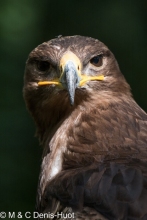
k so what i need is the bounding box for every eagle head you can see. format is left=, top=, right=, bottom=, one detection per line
left=23, top=36, right=130, bottom=143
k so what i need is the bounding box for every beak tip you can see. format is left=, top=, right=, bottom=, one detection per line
left=70, top=96, right=74, bottom=106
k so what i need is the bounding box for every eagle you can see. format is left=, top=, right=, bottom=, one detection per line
left=23, top=36, right=147, bottom=220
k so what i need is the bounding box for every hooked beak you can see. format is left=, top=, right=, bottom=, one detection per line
left=38, top=51, right=104, bottom=105
left=59, top=60, right=80, bottom=105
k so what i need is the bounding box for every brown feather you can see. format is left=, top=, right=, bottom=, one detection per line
left=24, top=36, right=147, bottom=219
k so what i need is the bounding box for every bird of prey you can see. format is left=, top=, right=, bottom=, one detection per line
left=23, top=36, right=147, bottom=220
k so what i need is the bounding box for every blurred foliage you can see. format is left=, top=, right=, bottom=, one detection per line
left=0, top=0, right=147, bottom=217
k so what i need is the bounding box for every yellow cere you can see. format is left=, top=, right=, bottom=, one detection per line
left=60, top=51, right=82, bottom=73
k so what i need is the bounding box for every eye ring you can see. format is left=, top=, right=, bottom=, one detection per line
left=90, top=55, right=103, bottom=67
left=37, top=61, right=50, bottom=72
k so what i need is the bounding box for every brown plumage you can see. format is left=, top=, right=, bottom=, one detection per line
left=23, top=36, right=147, bottom=220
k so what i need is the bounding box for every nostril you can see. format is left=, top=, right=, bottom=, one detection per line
left=60, top=66, right=63, bottom=73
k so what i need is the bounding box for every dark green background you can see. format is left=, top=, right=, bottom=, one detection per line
left=0, top=0, right=147, bottom=218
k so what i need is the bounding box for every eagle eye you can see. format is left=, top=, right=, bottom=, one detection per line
left=37, top=61, right=50, bottom=72
left=90, top=55, right=103, bottom=67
